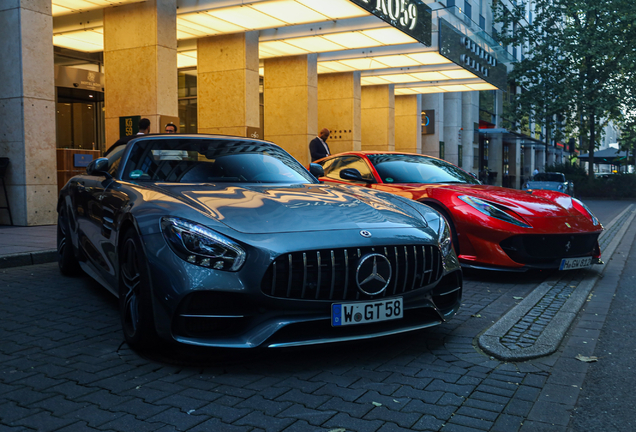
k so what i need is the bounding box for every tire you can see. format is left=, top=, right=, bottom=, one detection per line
left=119, top=229, right=159, bottom=350
left=57, top=207, right=81, bottom=276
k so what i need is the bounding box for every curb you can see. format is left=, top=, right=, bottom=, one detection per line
left=0, top=249, right=58, bottom=269
left=478, top=204, right=636, bottom=361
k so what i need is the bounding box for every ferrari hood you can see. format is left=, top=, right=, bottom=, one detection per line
left=431, top=184, right=575, bottom=218
left=151, top=183, right=428, bottom=234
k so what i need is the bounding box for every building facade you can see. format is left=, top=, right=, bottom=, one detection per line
left=2, top=0, right=527, bottom=226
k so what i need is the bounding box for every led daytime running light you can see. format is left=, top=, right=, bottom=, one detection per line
left=572, top=198, right=599, bottom=226
left=161, top=217, right=246, bottom=271
left=458, top=195, right=531, bottom=228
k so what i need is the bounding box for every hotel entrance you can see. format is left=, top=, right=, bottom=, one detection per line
left=55, top=66, right=105, bottom=191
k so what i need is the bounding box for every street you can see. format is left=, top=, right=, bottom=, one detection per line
left=0, top=199, right=634, bottom=432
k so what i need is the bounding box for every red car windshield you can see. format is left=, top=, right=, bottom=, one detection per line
left=367, top=154, right=479, bottom=185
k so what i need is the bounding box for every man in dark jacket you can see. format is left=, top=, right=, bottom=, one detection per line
left=309, top=128, right=331, bottom=162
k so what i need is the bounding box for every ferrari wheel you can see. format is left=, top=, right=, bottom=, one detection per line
left=119, top=229, right=158, bottom=350
left=57, top=207, right=80, bottom=276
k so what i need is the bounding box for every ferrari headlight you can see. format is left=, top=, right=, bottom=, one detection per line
left=458, top=195, right=531, bottom=228
left=572, top=198, right=600, bottom=226
left=161, top=217, right=246, bottom=271
left=438, top=217, right=453, bottom=257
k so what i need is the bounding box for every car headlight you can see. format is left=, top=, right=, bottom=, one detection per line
left=161, top=217, right=246, bottom=271
left=438, top=216, right=453, bottom=257
left=572, top=198, right=600, bottom=226
left=458, top=195, right=531, bottom=228
left=558, top=184, right=564, bottom=191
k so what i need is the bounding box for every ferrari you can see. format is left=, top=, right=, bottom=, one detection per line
left=316, top=151, right=602, bottom=271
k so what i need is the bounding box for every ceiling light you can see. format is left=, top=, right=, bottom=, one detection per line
left=284, top=36, right=345, bottom=52
left=297, top=0, right=368, bottom=20
left=322, top=32, right=380, bottom=50
left=441, top=70, right=478, bottom=79
left=317, top=61, right=356, bottom=72
left=53, top=29, right=103, bottom=52
left=52, top=0, right=143, bottom=16
left=361, top=76, right=391, bottom=85
left=178, top=13, right=244, bottom=34
left=439, top=84, right=472, bottom=92
left=374, top=55, right=419, bottom=68
left=374, top=74, right=421, bottom=83
left=467, top=83, right=498, bottom=90
left=409, top=71, right=450, bottom=81
left=251, top=0, right=328, bottom=25
left=406, top=52, right=453, bottom=65
left=360, top=28, right=417, bottom=45
left=177, top=51, right=197, bottom=68
left=259, top=41, right=310, bottom=58
left=208, top=6, right=285, bottom=30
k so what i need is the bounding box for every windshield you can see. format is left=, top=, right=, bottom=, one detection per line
left=367, top=154, right=480, bottom=185
left=122, top=138, right=316, bottom=184
left=534, top=173, right=566, bottom=182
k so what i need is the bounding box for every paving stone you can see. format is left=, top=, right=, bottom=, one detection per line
left=446, top=413, right=494, bottom=430
left=0, top=401, right=42, bottom=423
left=323, top=412, right=383, bottom=432
left=411, top=414, right=446, bottom=431
left=314, top=383, right=366, bottom=402
left=12, top=410, right=77, bottom=432
left=363, top=406, right=421, bottom=428
left=146, top=408, right=209, bottom=431
left=276, top=404, right=336, bottom=426
left=318, top=397, right=373, bottom=418
left=456, top=405, right=500, bottom=421
left=400, top=399, right=455, bottom=420
left=233, top=410, right=296, bottom=432
left=276, top=389, right=331, bottom=409
left=99, top=413, right=165, bottom=432
left=491, top=413, right=524, bottom=432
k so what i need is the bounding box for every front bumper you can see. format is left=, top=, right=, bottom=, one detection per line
left=142, top=228, right=462, bottom=348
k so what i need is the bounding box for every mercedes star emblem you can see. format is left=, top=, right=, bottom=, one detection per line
left=356, top=253, right=392, bottom=296
left=360, top=230, right=372, bottom=238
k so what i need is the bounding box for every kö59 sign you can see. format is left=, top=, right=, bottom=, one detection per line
left=349, top=0, right=431, bottom=46
left=360, top=0, right=418, bottom=30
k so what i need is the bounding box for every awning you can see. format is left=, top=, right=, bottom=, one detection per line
left=577, top=148, right=630, bottom=164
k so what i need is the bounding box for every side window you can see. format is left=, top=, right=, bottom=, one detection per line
left=325, top=156, right=375, bottom=183
left=106, top=145, right=126, bottom=177
left=319, top=158, right=336, bottom=176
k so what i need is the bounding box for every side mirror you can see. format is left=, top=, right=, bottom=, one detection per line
left=86, top=158, right=112, bottom=178
left=309, top=163, right=325, bottom=178
left=340, top=168, right=371, bottom=183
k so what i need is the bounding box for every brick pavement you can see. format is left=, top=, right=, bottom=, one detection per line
left=1, top=214, right=632, bottom=431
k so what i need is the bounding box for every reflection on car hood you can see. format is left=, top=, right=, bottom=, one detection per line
left=420, top=184, right=574, bottom=218
left=150, top=183, right=427, bottom=234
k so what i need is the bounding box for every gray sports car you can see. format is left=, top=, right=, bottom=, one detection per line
left=57, top=135, right=462, bottom=349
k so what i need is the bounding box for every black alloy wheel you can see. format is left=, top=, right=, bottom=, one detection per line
left=119, top=229, right=159, bottom=350
left=57, top=207, right=80, bottom=276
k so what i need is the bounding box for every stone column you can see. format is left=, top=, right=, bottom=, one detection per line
left=462, top=91, right=479, bottom=173
left=395, top=95, right=422, bottom=154
left=197, top=32, right=259, bottom=137
left=421, top=93, right=444, bottom=158
left=488, top=134, right=503, bottom=186
left=524, top=144, right=535, bottom=184
left=508, top=138, right=521, bottom=189
left=103, top=0, right=178, bottom=144
left=0, top=1, right=56, bottom=225
left=536, top=146, right=546, bottom=172
left=318, top=72, right=361, bottom=154
left=443, top=92, right=462, bottom=166
left=264, top=55, right=318, bottom=165
left=361, top=85, right=395, bottom=151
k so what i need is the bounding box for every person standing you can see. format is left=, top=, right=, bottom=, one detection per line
left=164, top=123, right=177, bottom=133
left=309, top=128, right=331, bottom=162
left=137, top=118, right=151, bottom=135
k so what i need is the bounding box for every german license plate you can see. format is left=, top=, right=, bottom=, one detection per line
left=331, top=298, right=403, bottom=327
left=559, top=257, right=592, bottom=270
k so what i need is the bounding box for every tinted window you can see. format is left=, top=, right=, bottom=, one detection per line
left=322, top=156, right=375, bottom=183
left=107, top=145, right=127, bottom=177
left=122, top=138, right=316, bottom=184
left=367, top=154, right=479, bottom=184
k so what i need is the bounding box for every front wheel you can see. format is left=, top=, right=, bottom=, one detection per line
left=119, top=229, right=159, bottom=350
left=57, top=207, right=81, bottom=276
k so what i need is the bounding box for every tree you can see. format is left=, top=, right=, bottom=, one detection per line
left=494, top=0, right=636, bottom=181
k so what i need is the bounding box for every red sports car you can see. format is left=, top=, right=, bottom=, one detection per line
left=315, top=152, right=602, bottom=271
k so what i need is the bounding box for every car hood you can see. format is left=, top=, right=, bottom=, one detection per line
left=525, top=181, right=565, bottom=190
left=147, top=183, right=429, bottom=234
left=410, top=183, right=576, bottom=218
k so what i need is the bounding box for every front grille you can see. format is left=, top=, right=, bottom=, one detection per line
left=500, top=233, right=600, bottom=264
left=261, top=245, right=443, bottom=301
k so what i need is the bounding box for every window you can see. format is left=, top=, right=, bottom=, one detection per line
left=323, top=156, right=375, bottom=183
